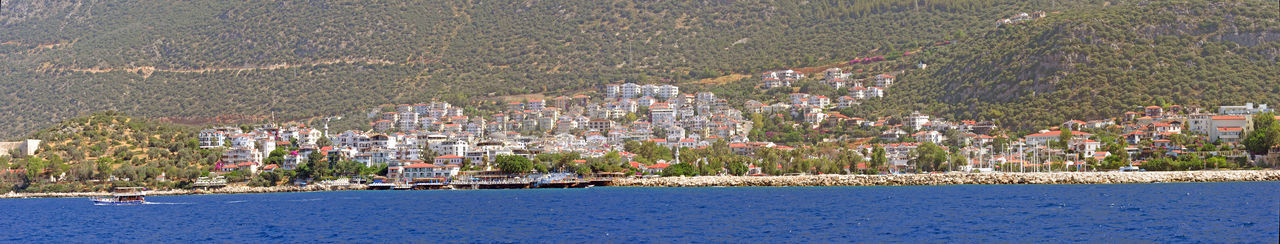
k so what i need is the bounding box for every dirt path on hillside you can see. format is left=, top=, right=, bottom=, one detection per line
left=40, top=58, right=404, bottom=78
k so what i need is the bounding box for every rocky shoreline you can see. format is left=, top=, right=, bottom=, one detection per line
left=5, top=171, right=1279, bottom=198
left=613, top=170, right=1280, bottom=187
left=1, top=184, right=368, bottom=199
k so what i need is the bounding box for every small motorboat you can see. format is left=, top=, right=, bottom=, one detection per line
left=93, top=187, right=147, bottom=205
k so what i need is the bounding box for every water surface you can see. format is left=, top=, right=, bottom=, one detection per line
left=1, top=182, right=1277, bottom=243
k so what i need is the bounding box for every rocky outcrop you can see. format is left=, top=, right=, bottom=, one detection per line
left=613, top=171, right=1280, bottom=187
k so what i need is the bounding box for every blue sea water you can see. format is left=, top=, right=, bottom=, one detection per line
left=1, top=182, right=1277, bottom=243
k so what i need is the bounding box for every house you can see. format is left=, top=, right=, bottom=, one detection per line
left=873, top=74, right=895, bottom=87
left=645, top=163, right=670, bottom=175
left=1061, top=120, right=1086, bottom=131
left=1206, top=116, right=1251, bottom=143
left=729, top=142, right=776, bottom=156
left=811, top=96, right=831, bottom=108
left=1214, top=127, right=1245, bottom=144
left=914, top=131, right=945, bottom=144
left=1144, top=106, right=1164, bottom=117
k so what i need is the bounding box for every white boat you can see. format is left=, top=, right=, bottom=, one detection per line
left=92, top=187, right=147, bottom=205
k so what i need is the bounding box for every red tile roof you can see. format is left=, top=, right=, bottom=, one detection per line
left=405, top=163, right=439, bottom=168
left=435, top=155, right=463, bottom=159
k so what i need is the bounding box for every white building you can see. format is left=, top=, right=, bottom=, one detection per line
left=429, top=140, right=471, bottom=158
left=402, top=163, right=460, bottom=178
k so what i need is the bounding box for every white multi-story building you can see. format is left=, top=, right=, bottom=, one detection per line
left=526, top=99, right=546, bottom=111
left=605, top=84, right=621, bottom=98
left=1218, top=103, right=1271, bottom=115
left=620, top=83, right=641, bottom=98
left=874, top=74, right=895, bottom=87
left=657, top=85, right=680, bottom=99
left=695, top=92, right=716, bottom=104
left=640, top=84, right=659, bottom=98
left=905, top=112, right=930, bottom=131
left=429, top=140, right=470, bottom=158
left=651, top=105, right=677, bottom=126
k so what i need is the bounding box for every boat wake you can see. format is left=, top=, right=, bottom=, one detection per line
left=143, top=202, right=193, bottom=205
left=225, top=200, right=249, bottom=204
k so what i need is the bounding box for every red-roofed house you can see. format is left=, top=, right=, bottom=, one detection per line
left=645, top=163, right=670, bottom=174
left=1144, top=106, right=1163, bottom=117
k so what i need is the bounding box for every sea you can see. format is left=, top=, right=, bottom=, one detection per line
left=1, top=182, right=1277, bottom=243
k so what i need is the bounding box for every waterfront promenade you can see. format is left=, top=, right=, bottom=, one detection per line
left=614, top=170, right=1280, bottom=187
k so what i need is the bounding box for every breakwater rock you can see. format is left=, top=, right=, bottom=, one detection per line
left=1, top=184, right=368, bottom=199
left=613, top=170, right=1280, bottom=187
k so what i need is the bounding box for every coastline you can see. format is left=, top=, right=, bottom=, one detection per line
left=612, top=170, right=1280, bottom=187
left=4, top=170, right=1280, bottom=199
left=1, top=184, right=367, bottom=199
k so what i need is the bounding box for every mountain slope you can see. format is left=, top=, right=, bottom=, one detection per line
left=1, top=112, right=218, bottom=192
left=1, top=0, right=1100, bottom=138
left=856, top=0, right=1280, bottom=129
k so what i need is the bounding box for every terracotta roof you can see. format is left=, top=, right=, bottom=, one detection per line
left=1212, top=116, right=1246, bottom=120
left=434, top=155, right=464, bottom=159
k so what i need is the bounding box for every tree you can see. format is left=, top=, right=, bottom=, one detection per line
left=870, top=145, right=887, bottom=170
left=1243, top=113, right=1279, bottom=155
left=495, top=155, right=533, bottom=174
left=913, top=142, right=947, bottom=172
left=991, top=136, right=1010, bottom=154
left=317, top=136, right=333, bottom=147
left=661, top=163, right=696, bottom=177
left=726, top=160, right=748, bottom=176
left=1057, top=127, right=1073, bottom=150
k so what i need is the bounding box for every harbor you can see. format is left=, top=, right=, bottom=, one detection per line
left=367, top=172, right=620, bottom=190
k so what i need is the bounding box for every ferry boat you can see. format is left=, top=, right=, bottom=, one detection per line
left=92, top=187, right=147, bottom=205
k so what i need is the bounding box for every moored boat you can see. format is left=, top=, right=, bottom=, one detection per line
left=92, top=187, right=147, bottom=205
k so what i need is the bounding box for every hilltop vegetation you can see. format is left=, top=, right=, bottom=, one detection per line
left=856, top=0, right=1280, bottom=129
left=0, top=112, right=218, bottom=192
left=1, top=0, right=1101, bottom=138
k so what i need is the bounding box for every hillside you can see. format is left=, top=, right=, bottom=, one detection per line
left=852, top=0, right=1280, bottom=129
left=0, top=112, right=218, bottom=192
left=0, top=0, right=1100, bottom=138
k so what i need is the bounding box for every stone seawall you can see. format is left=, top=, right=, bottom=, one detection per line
left=613, top=170, right=1280, bottom=187
left=1, top=184, right=367, bottom=199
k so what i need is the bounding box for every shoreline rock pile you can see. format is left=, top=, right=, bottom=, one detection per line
left=1, top=183, right=368, bottom=199
left=613, top=170, right=1280, bottom=187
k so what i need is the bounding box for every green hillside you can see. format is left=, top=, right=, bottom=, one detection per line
left=1, top=0, right=1099, bottom=138
left=0, top=112, right=219, bottom=192
left=853, top=0, right=1280, bottom=129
